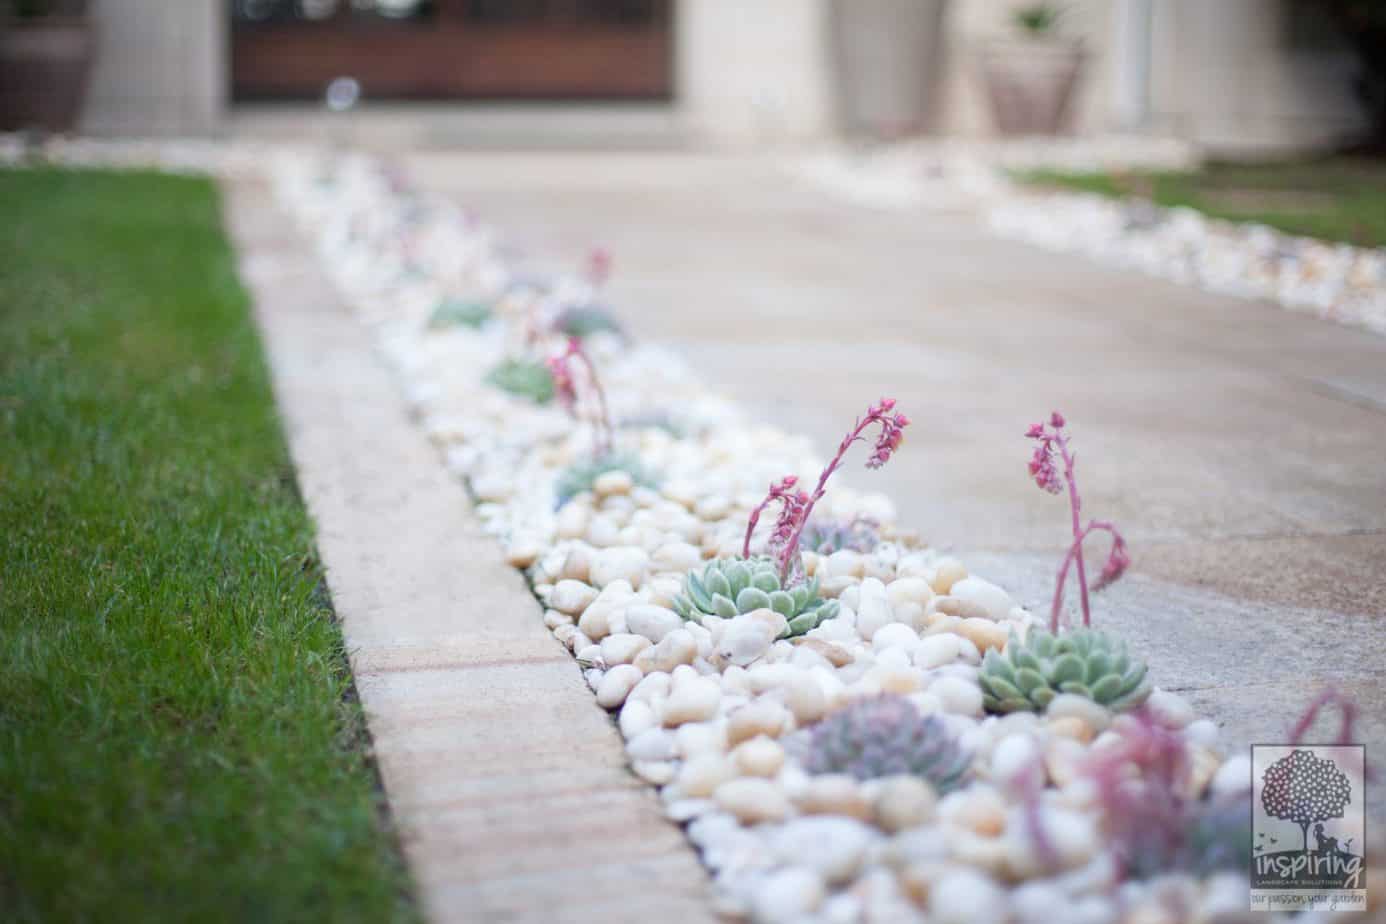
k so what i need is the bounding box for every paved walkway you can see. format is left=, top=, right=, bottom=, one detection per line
left=407, top=152, right=1386, bottom=819
left=225, top=180, right=716, bottom=924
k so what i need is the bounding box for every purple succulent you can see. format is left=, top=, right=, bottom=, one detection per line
left=795, top=695, right=970, bottom=792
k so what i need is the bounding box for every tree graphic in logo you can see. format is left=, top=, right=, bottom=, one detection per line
left=1260, top=748, right=1353, bottom=852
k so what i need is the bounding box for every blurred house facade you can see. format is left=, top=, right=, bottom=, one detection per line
left=80, top=0, right=1365, bottom=156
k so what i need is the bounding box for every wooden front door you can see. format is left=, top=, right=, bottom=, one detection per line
left=231, top=0, right=673, bottom=101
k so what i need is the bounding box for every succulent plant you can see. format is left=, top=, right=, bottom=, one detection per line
left=671, top=556, right=839, bottom=636
left=553, top=452, right=655, bottom=508
left=1174, top=793, right=1253, bottom=874
left=798, top=516, right=880, bottom=556
left=1085, top=712, right=1252, bottom=879
left=618, top=409, right=684, bottom=439
left=552, top=303, right=623, bottom=339
left=980, top=628, right=1150, bottom=714
left=428, top=297, right=491, bottom=330
left=484, top=358, right=554, bottom=404
left=795, top=695, right=971, bottom=792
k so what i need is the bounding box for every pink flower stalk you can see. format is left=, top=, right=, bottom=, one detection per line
left=587, top=247, right=612, bottom=286
left=547, top=337, right=613, bottom=455
left=742, top=476, right=810, bottom=560
left=1008, top=755, right=1060, bottom=874
left=748, top=398, right=910, bottom=583
left=1288, top=688, right=1359, bottom=747
left=1083, top=709, right=1191, bottom=881
left=1027, top=413, right=1129, bottom=632
left=1289, top=688, right=1373, bottom=782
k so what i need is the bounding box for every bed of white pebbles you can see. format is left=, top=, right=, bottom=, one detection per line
left=986, top=193, right=1386, bottom=337
left=795, top=138, right=1386, bottom=338
left=5, top=137, right=1344, bottom=923
left=265, top=153, right=1287, bottom=924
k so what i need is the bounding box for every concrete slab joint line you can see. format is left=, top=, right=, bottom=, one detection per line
left=223, top=178, right=717, bottom=924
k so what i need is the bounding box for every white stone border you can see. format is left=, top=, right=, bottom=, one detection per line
left=790, top=141, right=1386, bottom=338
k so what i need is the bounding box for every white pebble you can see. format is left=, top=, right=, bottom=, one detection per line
left=595, top=664, right=642, bottom=709
left=1046, top=693, right=1112, bottom=731
left=947, top=576, right=1012, bottom=621
left=625, top=604, right=683, bottom=643
left=548, top=579, right=597, bottom=615
left=599, top=633, right=651, bottom=665
left=714, top=778, right=791, bottom=824
left=652, top=541, right=702, bottom=573
left=619, top=699, right=657, bottom=738
left=732, top=736, right=786, bottom=778
left=874, top=775, right=937, bottom=833
left=872, top=622, right=920, bottom=654
left=1212, top=753, right=1252, bottom=795
left=554, top=503, right=590, bottom=539
left=716, top=609, right=785, bottom=667
left=727, top=699, right=791, bottom=746
left=886, top=577, right=934, bottom=609
left=914, top=633, right=962, bottom=669
left=625, top=727, right=677, bottom=762
left=634, top=628, right=698, bottom=673
left=989, top=733, right=1041, bottom=784
left=750, top=866, right=824, bottom=924
left=628, top=670, right=671, bottom=704
left=1184, top=718, right=1220, bottom=748
left=781, top=669, right=829, bottom=723
left=676, top=719, right=728, bottom=758
left=770, top=817, right=876, bottom=885
left=590, top=546, right=649, bottom=589
left=677, top=755, right=737, bottom=797
left=631, top=760, right=675, bottom=785
left=930, top=869, right=1007, bottom=924
left=1146, top=688, right=1195, bottom=729
left=592, top=469, right=633, bottom=496
left=930, top=675, right=983, bottom=716
left=662, top=677, right=721, bottom=726
left=855, top=578, right=897, bottom=640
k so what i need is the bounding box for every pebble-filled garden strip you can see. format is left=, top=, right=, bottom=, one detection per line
left=986, top=192, right=1386, bottom=337
left=795, top=142, right=1386, bottom=338
left=5, top=137, right=1346, bottom=924
left=269, top=152, right=1283, bottom=924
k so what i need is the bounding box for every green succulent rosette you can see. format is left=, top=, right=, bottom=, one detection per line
left=428, top=297, right=492, bottom=330
left=484, top=358, right=555, bottom=404
left=979, top=627, right=1151, bottom=714
left=553, top=452, right=656, bottom=508
left=671, top=556, right=839, bottom=637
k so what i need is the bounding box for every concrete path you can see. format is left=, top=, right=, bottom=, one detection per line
left=406, top=152, right=1386, bottom=819
left=224, top=180, right=716, bottom=924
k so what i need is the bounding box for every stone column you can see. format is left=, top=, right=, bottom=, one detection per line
left=80, top=0, right=226, bottom=137
left=1151, top=0, right=1363, bottom=156
left=675, top=0, right=837, bottom=147
left=1112, top=0, right=1153, bottom=130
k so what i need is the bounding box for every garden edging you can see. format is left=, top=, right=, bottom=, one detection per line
left=224, top=177, right=717, bottom=924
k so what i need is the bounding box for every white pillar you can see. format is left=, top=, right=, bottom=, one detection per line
left=81, top=0, right=226, bottom=137
left=1112, top=0, right=1153, bottom=130
left=675, top=0, right=837, bottom=147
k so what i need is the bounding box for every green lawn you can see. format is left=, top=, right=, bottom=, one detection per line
left=1014, top=157, right=1386, bottom=248
left=0, top=169, right=417, bottom=922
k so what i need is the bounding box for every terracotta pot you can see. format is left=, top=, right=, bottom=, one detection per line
left=0, top=16, right=95, bottom=133
left=831, top=0, right=948, bottom=139
left=977, top=36, right=1085, bottom=136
